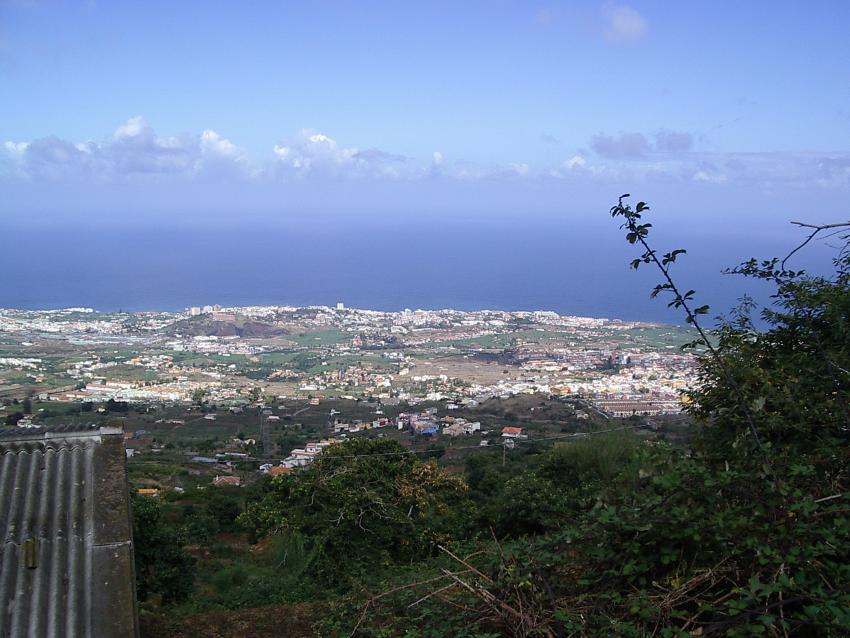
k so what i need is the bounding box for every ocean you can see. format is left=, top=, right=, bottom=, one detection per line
left=1, top=216, right=829, bottom=324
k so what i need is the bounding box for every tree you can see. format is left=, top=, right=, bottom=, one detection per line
left=22, top=396, right=32, bottom=414
left=688, top=252, right=850, bottom=458
left=4, top=412, right=24, bottom=426
left=132, top=494, right=195, bottom=605
left=183, top=510, right=219, bottom=545
left=492, top=471, right=565, bottom=536
left=204, top=488, right=242, bottom=532
left=105, top=398, right=129, bottom=413
left=191, top=387, right=207, bottom=406
left=239, top=438, right=468, bottom=585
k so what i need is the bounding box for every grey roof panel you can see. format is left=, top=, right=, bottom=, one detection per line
left=0, top=423, right=100, bottom=439
left=0, top=426, right=138, bottom=638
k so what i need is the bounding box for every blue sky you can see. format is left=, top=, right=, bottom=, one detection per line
left=2, top=1, right=850, bottom=226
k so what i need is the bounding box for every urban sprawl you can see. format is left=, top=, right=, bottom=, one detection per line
left=0, top=304, right=697, bottom=474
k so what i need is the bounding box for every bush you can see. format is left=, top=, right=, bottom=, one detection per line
left=132, top=495, right=195, bottom=605
left=239, top=438, right=469, bottom=587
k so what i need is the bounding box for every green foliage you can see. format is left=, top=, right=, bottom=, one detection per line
left=183, top=510, right=219, bottom=545
left=196, top=534, right=321, bottom=611
left=324, top=203, right=850, bottom=637
left=202, top=487, right=243, bottom=532
left=491, top=471, right=565, bottom=536
left=239, top=438, right=469, bottom=586
left=688, top=252, right=850, bottom=458
left=132, top=494, right=195, bottom=605
left=4, top=411, right=24, bottom=425
left=105, top=398, right=129, bottom=412
left=540, top=429, right=643, bottom=487
left=611, top=194, right=710, bottom=337
left=138, top=201, right=850, bottom=637
left=191, top=387, right=206, bottom=405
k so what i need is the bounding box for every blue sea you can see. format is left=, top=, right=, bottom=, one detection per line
left=1, top=216, right=832, bottom=324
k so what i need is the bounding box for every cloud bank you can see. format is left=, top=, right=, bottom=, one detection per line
left=2, top=116, right=248, bottom=181
left=2, top=118, right=850, bottom=204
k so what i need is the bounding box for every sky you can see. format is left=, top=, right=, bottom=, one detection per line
left=1, top=1, right=848, bottom=223
left=0, top=0, right=849, bottom=319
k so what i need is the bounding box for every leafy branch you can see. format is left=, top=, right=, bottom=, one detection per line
left=610, top=194, right=766, bottom=454
left=611, top=195, right=712, bottom=347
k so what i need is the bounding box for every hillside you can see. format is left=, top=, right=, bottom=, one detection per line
left=166, top=316, right=289, bottom=338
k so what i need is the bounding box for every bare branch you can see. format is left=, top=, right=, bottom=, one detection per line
left=438, top=544, right=494, bottom=583
left=782, top=221, right=850, bottom=270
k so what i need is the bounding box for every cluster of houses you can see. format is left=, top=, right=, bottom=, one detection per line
left=330, top=409, right=489, bottom=439
left=403, top=411, right=439, bottom=435
left=442, top=418, right=482, bottom=437
left=332, top=417, right=394, bottom=434
left=401, top=410, right=485, bottom=438
left=255, top=410, right=528, bottom=476
left=261, top=438, right=343, bottom=472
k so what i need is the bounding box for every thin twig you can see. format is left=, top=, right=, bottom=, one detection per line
left=783, top=221, right=850, bottom=270
left=347, top=571, right=471, bottom=637
left=438, top=544, right=495, bottom=583
left=407, top=583, right=457, bottom=608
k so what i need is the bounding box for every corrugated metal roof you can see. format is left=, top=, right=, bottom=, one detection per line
left=0, top=423, right=100, bottom=439
left=0, top=425, right=138, bottom=638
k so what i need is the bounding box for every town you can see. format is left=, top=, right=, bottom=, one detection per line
left=0, top=303, right=696, bottom=411
left=0, top=303, right=695, bottom=480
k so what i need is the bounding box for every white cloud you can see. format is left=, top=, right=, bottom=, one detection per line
left=200, top=129, right=243, bottom=159
left=603, top=5, right=648, bottom=42
left=113, top=115, right=147, bottom=139
left=1, top=117, right=248, bottom=180
left=4, top=141, right=29, bottom=156
left=693, top=167, right=728, bottom=184
left=548, top=154, right=610, bottom=179
left=272, top=129, right=405, bottom=179
left=564, top=155, right=587, bottom=170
